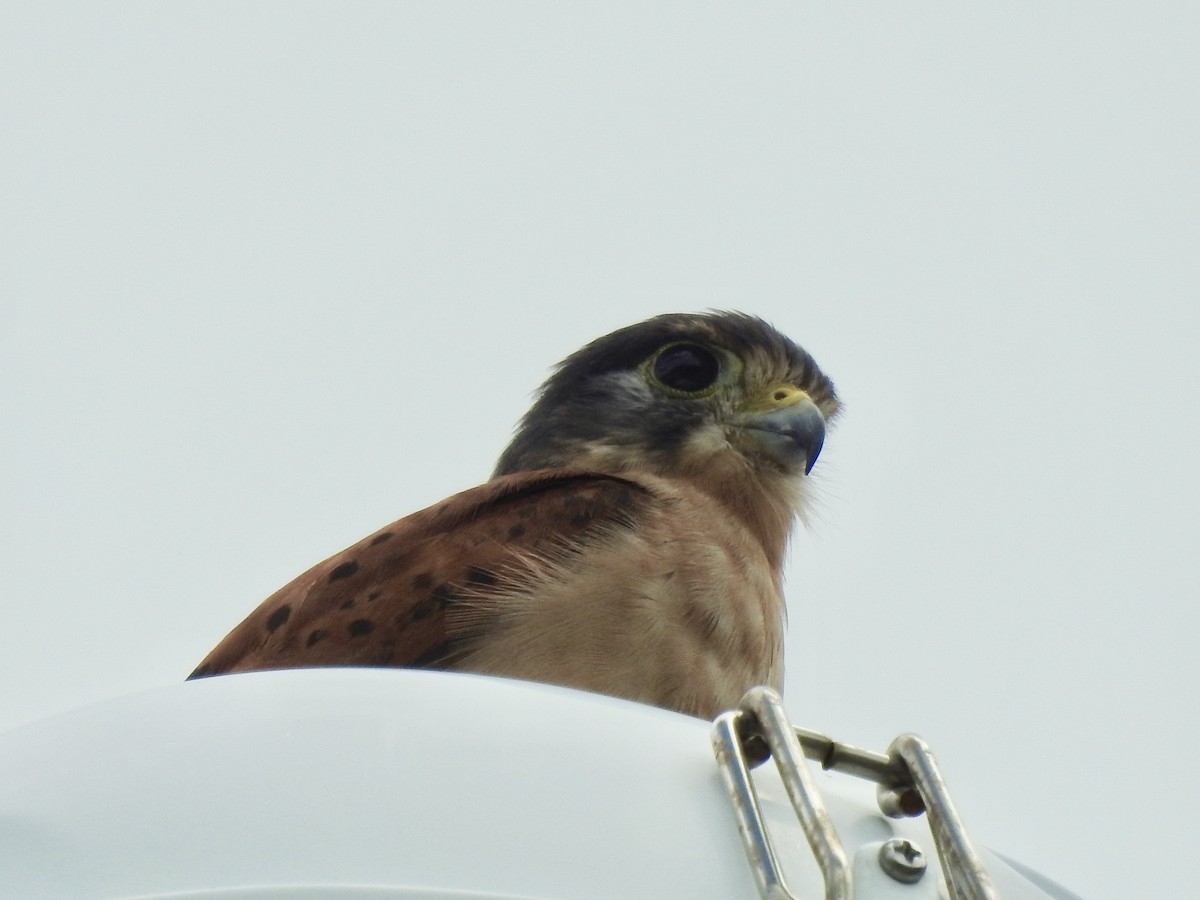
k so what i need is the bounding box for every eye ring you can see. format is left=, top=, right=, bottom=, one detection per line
left=649, top=342, right=722, bottom=396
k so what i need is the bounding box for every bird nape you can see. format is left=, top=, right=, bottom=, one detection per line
left=189, top=311, right=839, bottom=718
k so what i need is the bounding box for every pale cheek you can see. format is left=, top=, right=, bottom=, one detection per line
left=566, top=441, right=641, bottom=471
left=680, top=423, right=734, bottom=459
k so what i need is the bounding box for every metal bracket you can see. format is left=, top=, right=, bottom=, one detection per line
left=711, top=686, right=998, bottom=900
left=877, top=734, right=998, bottom=900
left=712, top=687, right=852, bottom=900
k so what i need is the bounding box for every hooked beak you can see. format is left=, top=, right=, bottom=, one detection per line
left=731, top=386, right=827, bottom=475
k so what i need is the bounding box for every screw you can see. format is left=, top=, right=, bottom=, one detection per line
left=878, top=838, right=927, bottom=884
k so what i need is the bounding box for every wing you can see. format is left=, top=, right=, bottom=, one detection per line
left=189, top=470, right=652, bottom=679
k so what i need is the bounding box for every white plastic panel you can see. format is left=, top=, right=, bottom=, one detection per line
left=0, top=669, right=1073, bottom=899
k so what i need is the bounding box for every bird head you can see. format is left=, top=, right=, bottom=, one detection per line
left=493, top=312, right=839, bottom=543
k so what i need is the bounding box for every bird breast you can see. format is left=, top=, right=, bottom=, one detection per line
left=455, top=479, right=785, bottom=719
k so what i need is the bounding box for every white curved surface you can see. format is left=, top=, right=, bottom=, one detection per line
left=0, top=669, right=1070, bottom=899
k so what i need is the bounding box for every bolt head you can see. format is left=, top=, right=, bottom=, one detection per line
left=878, top=837, right=927, bottom=884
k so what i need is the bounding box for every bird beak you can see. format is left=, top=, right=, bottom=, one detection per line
left=731, top=386, right=827, bottom=475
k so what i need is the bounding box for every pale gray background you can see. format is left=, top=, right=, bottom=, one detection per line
left=3, top=4, right=1196, bottom=898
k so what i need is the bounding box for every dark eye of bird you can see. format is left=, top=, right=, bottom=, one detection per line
left=653, top=343, right=721, bottom=393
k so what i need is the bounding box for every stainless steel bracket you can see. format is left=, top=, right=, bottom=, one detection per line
left=877, top=734, right=998, bottom=900
left=711, top=686, right=998, bottom=900
left=712, top=687, right=852, bottom=900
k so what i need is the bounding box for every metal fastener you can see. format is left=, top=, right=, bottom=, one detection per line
left=878, top=838, right=926, bottom=884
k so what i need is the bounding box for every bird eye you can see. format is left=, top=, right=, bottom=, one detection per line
left=651, top=343, right=721, bottom=394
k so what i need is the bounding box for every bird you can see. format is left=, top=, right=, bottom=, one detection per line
left=189, top=312, right=839, bottom=718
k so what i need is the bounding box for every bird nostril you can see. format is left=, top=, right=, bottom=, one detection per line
left=773, top=390, right=788, bottom=402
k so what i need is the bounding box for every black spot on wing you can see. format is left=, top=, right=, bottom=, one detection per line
left=347, top=619, right=374, bottom=637
left=329, top=561, right=360, bottom=581
left=266, top=605, right=291, bottom=633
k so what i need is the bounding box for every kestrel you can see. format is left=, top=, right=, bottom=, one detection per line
left=190, top=312, right=839, bottom=718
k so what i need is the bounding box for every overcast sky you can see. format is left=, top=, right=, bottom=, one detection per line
left=2, top=4, right=1197, bottom=899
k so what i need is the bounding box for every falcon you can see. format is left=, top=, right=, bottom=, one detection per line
left=190, top=312, right=839, bottom=718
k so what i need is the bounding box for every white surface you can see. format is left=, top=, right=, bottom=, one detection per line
left=0, top=668, right=1057, bottom=900
left=2, top=5, right=1196, bottom=899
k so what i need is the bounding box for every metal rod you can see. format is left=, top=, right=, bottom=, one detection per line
left=887, top=734, right=998, bottom=900
left=794, top=727, right=926, bottom=816
left=793, top=727, right=912, bottom=787
left=712, top=711, right=797, bottom=900
left=741, top=688, right=853, bottom=900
